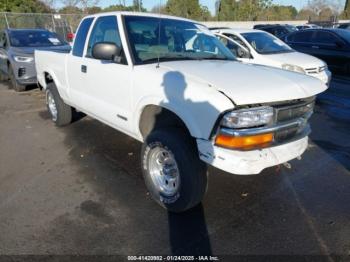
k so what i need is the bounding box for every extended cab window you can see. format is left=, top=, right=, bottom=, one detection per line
left=72, top=17, right=93, bottom=57
left=86, top=16, right=123, bottom=60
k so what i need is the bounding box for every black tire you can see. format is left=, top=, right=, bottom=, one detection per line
left=46, top=82, right=72, bottom=126
left=0, top=69, right=8, bottom=82
left=141, top=128, right=208, bottom=213
left=8, top=66, right=25, bottom=92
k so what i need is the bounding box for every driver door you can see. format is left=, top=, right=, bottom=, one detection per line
left=83, top=15, right=132, bottom=132
left=68, top=15, right=132, bottom=133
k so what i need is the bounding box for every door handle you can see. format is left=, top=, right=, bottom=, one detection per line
left=81, top=65, right=87, bottom=73
left=311, top=46, right=319, bottom=49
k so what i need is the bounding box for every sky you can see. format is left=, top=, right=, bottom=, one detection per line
left=96, top=0, right=346, bottom=14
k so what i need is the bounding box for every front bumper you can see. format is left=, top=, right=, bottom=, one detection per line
left=198, top=98, right=314, bottom=175
left=197, top=136, right=308, bottom=175
left=11, top=61, right=37, bottom=85
left=17, top=75, right=37, bottom=85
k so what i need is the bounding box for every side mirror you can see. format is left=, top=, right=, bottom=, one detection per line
left=92, top=42, right=122, bottom=62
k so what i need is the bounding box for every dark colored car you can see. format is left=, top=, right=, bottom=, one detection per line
left=338, top=23, right=350, bottom=30
left=253, top=24, right=271, bottom=29
left=259, top=25, right=298, bottom=39
left=0, top=29, right=71, bottom=91
left=285, top=29, right=350, bottom=75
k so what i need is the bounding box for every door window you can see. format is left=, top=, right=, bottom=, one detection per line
left=72, top=17, right=94, bottom=57
left=288, top=31, right=314, bottom=43
left=86, top=16, right=123, bottom=59
left=313, top=31, right=337, bottom=45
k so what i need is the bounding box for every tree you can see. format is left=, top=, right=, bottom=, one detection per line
left=165, top=0, right=203, bottom=20
left=62, top=0, right=80, bottom=7
left=342, top=0, right=350, bottom=18
left=259, top=5, right=297, bottom=21
left=86, top=5, right=101, bottom=14
left=79, top=0, right=100, bottom=13
left=0, top=0, right=52, bottom=12
left=318, top=7, right=334, bottom=20
left=217, top=0, right=271, bottom=21
left=296, top=8, right=317, bottom=20
left=200, top=5, right=212, bottom=21
left=150, top=4, right=167, bottom=14
left=58, top=5, right=82, bottom=13
left=133, top=0, right=143, bottom=11
left=41, top=0, right=56, bottom=11
left=103, top=4, right=135, bottom=12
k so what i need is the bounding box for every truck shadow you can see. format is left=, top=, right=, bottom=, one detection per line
left=158, top=71, right=215, bottom=255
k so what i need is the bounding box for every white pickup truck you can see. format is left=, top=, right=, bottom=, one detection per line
left=35, top=12, right=327, bottom=212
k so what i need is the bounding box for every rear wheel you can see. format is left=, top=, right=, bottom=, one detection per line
left=141, top=128, right=208, bottom=213
left=46, top=83, right=72, bottom=126
left=9, top=66, right=25, bottom=92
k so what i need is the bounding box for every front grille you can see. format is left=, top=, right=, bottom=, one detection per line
left=275, top=101, right=314, bottom=123
left=275, top=126, right=299, bottom=142
left=271, top=99, right=314, bottom=144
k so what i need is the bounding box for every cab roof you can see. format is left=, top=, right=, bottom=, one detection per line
left=83, top=11, right=197, bottom=24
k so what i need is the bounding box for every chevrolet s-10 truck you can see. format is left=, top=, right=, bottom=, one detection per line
left=35, top=12, right=327, bottom=212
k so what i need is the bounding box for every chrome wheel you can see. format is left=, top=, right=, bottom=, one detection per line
left=47, top=90, right=58, bottom=121
left=148, top=147, right=180, bottom=197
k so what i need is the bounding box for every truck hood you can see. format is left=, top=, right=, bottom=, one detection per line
left=159, top=60, right=327, bottom=105
left=263, top=51, right=327, bottom=69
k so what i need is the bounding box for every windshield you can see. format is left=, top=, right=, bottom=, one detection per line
left=9, top=30, right=65, bottom=47
left=124, top=16, right=235, bottom=64
left=241, top=32, right=293, bottom=54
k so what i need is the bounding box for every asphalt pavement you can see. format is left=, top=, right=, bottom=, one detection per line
left=0, top=78, right=349, bottom=261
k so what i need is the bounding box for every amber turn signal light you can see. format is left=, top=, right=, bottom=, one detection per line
left=215, top=133, right=274, bottom=150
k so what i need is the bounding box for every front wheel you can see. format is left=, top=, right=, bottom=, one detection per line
left=141, top=128, right=208, bottom=213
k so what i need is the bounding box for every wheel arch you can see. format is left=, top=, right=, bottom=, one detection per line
left=139, top=104, right=193, bottom=139
left=137, top=101, right=210, bottom=141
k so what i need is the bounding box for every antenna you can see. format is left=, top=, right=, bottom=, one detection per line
left=156, top=0, right=162, bottom=68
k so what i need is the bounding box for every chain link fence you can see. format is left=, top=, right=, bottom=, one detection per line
left=0, top=12, right=84, bottom=41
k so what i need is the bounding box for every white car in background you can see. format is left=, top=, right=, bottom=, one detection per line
left=211, top=28, right=331, bottom=85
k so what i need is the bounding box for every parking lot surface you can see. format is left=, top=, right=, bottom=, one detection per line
left=0, top=78, right=349, bottom=260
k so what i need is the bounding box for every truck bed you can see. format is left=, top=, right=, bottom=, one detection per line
left=35, top=50, right=69, bottom=93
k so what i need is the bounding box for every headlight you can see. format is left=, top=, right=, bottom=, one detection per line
left=282, top=64, right=305, bottom=74
left=221, top=106, right=274, bottom=129
left=13, top=56, right=34, bottom=63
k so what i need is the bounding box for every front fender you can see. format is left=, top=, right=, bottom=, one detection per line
left=134, top=91, right=233, bottom=141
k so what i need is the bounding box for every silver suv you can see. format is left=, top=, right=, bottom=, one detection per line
left=0, top=29, right=71, bottom=91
